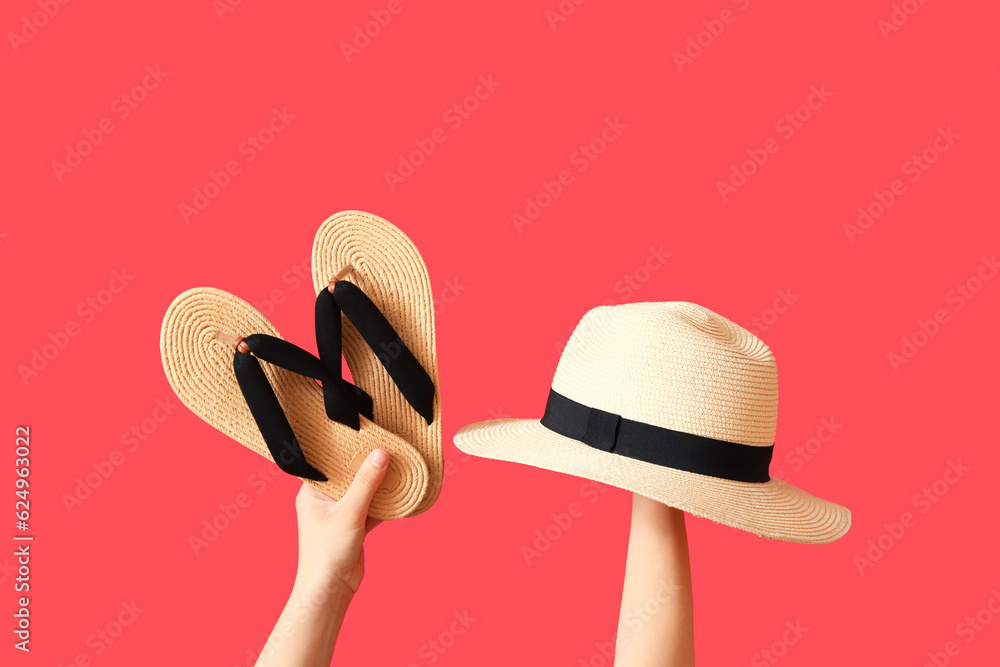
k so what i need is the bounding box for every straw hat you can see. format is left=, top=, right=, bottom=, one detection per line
left=454, top=302, right=851, bottom=544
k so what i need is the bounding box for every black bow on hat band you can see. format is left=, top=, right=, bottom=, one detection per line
left=539, top=389, right=773, bottom=483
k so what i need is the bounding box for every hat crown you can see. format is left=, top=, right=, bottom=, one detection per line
left=550, top=302, right=778, bottom=447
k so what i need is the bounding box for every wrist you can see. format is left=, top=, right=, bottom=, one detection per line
left=289, top=577, right=355, bottom=617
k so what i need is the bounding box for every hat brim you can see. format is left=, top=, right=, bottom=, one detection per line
left=455, top=418, right=851, bottom=544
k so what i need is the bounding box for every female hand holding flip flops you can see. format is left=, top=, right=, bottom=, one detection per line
left=161, top=211, right=442, bottom=664
left=254, top=449, right=392, bottom=667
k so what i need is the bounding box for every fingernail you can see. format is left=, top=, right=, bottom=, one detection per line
left=370, top=449, right=389, bottom=470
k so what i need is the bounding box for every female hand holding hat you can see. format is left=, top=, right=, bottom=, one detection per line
left=455, top=301, right=852, bottom=665
left=615, top=495, right=696, bottom=666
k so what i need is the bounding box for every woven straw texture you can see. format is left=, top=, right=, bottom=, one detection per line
left=312, top=211, right=442, bottom=515
left=160, top=287, right=431, bottom=520
left=455, top=302, right=851, bottom=544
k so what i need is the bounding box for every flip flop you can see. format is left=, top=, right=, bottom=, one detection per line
left=312, top=211, right=443, bottom=515
left=160, top=287, right=432, bottom=520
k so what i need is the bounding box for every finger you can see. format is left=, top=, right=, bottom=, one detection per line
left=340, top=449, right=390, bottom=521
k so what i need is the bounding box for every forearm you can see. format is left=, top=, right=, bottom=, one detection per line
left=614, top=495, right=695, bottom=667
left=254, top=583, right=353, bottom=667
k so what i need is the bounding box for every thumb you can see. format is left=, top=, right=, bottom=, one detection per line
left=341, top=449, right=390, bottom=520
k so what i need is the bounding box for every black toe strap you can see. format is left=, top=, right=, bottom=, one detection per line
left=230, top=333, right=374, bottom=481
left=225, top=274, right=432, bottom=483
left=316, top=281, right=436, bottom=424
left=232, top=339, right=327, bottom=481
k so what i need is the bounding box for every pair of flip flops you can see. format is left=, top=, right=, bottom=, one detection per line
left=160, top=211, right=442, bottom=519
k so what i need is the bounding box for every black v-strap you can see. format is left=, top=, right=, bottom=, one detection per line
left=231, top=333, right=374, bottom=481
left=316, top=281, right=435, bottom=424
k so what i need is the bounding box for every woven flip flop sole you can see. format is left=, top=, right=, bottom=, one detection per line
left=160, top=287, right=431, bottom=520
left=313, top=211, right=442, bottom=515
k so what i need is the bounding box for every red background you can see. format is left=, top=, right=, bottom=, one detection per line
left=4, top=0, right=999, bottom=665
